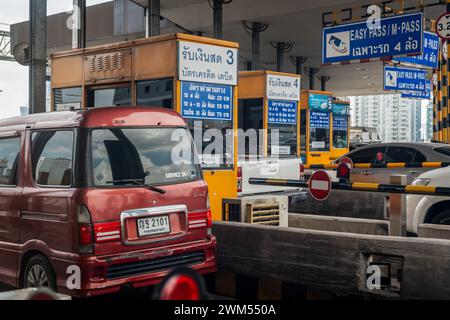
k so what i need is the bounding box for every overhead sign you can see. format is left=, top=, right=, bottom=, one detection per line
left=308, top=170, right=332, bottom=201
left=180, top=81, right=233, bottom=121
left=266, top=74, right=301, bottom=101
left=309, top=93, right=331, bottom=111
left=396, top=31, right=439, bottom=69
left=322, top=12, right=423, bottom=64
left=384, top=66, right=428, bottom=92
left=401, top=80, right=432, bottom=99
left=310, top=111, right=330, bottom=129
left=268, top=100, right=298, bottom=125
left=436, top=13, right=450, bottom=40
left=178, top=41, right=238, bottom=86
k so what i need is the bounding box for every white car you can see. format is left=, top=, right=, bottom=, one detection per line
left=407, top=166, right=450, bottom=235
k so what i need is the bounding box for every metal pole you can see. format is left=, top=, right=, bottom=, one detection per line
left=72, top=0, right=86, bottom=49
left=147, top=0, right=160, bottom=37
left=320, top=76, right=331, bottom=91
left=29, top=0, right=47, bottom=114
left=252, top=22, right=261, bottom=70
left=309, top=68, right=318, bottom=90
left=213, top=0, right=223, bottom=39
left=276, top=42, right=285, bottom=72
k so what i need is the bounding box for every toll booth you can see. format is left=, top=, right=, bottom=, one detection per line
left=330, top=100, right=350, bottom=160
left=237, top=71, right=301, bottom=157
left=300, top=90, right=333, bottom=165
left=50, top=33, right=239, bottom=221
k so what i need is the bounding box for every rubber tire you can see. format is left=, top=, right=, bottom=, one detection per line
left=431, top=210, right=450, bottom=225
left=22, top=255, right=56, bottom=291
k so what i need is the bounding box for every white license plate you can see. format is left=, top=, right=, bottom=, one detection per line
left=137, top=215, right=171, bottom=237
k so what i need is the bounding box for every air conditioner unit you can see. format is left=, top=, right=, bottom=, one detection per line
left=222, top=195, right=289, bottom=227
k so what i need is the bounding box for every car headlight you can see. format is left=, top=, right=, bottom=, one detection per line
left=412, top=178, right=431, bottom=186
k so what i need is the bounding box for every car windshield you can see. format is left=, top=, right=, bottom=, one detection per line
left=91, top=127, right=201, bottom=186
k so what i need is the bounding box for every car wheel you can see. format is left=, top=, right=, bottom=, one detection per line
left=431, top=210, right=450, bottom=225
left=22, top=255, right=56, bottom=290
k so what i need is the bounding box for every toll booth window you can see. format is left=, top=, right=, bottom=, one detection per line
left=87, top=86, right=131, bottom=108
left=53, top=87, right=82, bottom=111
left=300, top=109, right=306, bottom=152
left=268, top=124, right=297, bottom=157
left=31, top=131, right=74, bottom=187
left=136, top=78, right=174, bottom=108
left=332, top=115, right=348, bottom=149
left=187, top=119, right=234, bottom=170
left=309, top=111, right=330, bottom=152
left=238, top=99, right=264, bottom=157
left=0, top=137, right=20, bottom=186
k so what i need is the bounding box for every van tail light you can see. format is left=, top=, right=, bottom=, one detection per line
left=77, top=204, right=94, bottom=254
left=188, top=210, right=212, bottom=230
left=237, top=166, right=243, bottom=193
left=94, top=221, right=121, bottom=243
left=299, top=163, right=305, bottom=179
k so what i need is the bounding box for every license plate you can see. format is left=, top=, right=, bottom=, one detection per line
left=137, top=215, right=171, bottom=237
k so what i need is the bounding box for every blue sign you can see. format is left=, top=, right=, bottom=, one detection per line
left=310, top=111, right=330, bottom=129
left=322, top=12, right=423, bottom=64
left=181, top=81, right=233, bottom=121
left=333, top=115, right=348, bottom=131
left=331, top=103, right=349, bottom=116
left=268, top=100, right=297, bottom=125
left=401, top=81, right=432, bottom=99
left=396, top=32, right=439, bottom=69
left=384, top=66, right=428, bottom=92
left=309, top=94, right=331, bottom=111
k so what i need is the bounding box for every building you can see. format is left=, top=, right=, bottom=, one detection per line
left=350, top=94, right=423, bottom=143
left=19, top=106, right=28, bottom=116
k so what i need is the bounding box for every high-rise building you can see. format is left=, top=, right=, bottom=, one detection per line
left=20, top=106, right=28, bottom=116
left=425, top=103, right=434, bottom=142
left=350, top=94, right=423, bottom=143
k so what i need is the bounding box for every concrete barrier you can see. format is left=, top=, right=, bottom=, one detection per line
left=289, top=213, right=389, bottom=236
left=418, top=224, right=450, bottom=240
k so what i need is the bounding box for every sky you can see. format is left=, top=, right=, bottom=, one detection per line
left=0, top=0, right=111, bottom=119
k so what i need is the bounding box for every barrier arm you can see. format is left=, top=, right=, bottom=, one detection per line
left=249, top=178, right=450, bottom=197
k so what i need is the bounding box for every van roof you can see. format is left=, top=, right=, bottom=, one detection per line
left=0, top=107, right=187, bottom=132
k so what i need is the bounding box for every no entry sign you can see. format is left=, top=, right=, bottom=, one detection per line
left=339, top=157, right=354, bottom=171
left=308, top=170, right=332, bottom=201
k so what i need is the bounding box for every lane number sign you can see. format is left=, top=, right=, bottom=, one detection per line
left=436, top=13, right=450, bottom=40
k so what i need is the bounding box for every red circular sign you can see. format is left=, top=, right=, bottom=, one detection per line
left=339, top=157, right=354, bottom=171
left=436, top=13, right=450, bottom=40
left=308, top=170, right=332, bottom=201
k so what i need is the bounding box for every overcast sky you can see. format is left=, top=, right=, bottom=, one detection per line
left=0, top=0, right=110, bottom=119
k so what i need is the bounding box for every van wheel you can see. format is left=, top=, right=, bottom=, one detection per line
left=431, top=210, right=450, bottom=225
left=22, top=255, right=56, bottom=290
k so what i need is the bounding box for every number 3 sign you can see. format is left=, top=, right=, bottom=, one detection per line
left=436, top=13, right=450, bottom=40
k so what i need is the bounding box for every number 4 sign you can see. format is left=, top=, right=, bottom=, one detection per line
left=436, top=13, right=450, bottom=40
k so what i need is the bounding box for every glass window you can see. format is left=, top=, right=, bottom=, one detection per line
left=268, top=124, right=297, bottom=157
left=384, top=147, right=417, bottom=163
left=31, top=131, right=74, bottom=186
left=332, top=115, right=348, bottom=149
left=87, top=86, right=131, bottom=108
left=53, top=87, right=82, bottom=111
left=348, top=146, right=388, bottom=164
left=91, top=128, right=201, bottom=186
left=309, top=111, right=330, bottom=152
left=187, top=119, right=234, bottom=170
left=136, top=78, right=174, bottom=108
left=238, top=99, right=264, bottom=157
left=434, top=146, right=450, bottom=157
left=0, top=137, right=20, bottom=186
left=300, top=109, right=306, bottom=152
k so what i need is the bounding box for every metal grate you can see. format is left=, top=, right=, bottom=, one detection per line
left=246, top=203, right=280, bottom=226
left=106, top=251, right=205, bottom=280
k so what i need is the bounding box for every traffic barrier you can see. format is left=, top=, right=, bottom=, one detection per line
left=249, top=178, right=450, bottom=197
left=304, top=162, right=450, bottom=170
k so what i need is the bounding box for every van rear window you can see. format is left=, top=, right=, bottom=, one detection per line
left=91, top=128, right=201, bottom=186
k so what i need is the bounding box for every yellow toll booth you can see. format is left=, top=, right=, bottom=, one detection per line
left=237, top=71, right=301, bottom=158
left=300, top=90, right=333, bottom=165
left=50, top=33, right=239, bottom=221
left=330, top=100, right=350, bottom=161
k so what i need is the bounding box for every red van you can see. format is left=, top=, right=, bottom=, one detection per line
left=0, top=107, right=216, bottom=297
